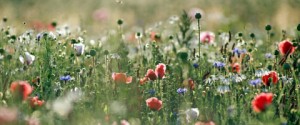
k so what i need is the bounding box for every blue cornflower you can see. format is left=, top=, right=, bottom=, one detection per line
left=233, top=48, right=246, bottom=55
left=177, top=88, right=187, bottom=95
left=265, top=53, right=273, bottom=59
left=249, top=78, right=261, bottom=86
left=213, top=61, right=225, bottom=69
left=193, top=63, right=199, bottom=68
left=60, top=75, right=71, bottom=81
left=36, top=32, right=44, bottom=41
left=149, top=89, right=156, bottom=95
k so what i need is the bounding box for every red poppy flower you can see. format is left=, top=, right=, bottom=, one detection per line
left=278, top=40, right=295, bottom=55
left=155, top=63, right=166, bottom=79
left=188, top=79, right=195, bottom=90
left=112, top=73, right=132, bottom=84
left=146, top=97, right=163, bottom=111
left=29, top=96, right=44, bottom=108
left=146, top=69, right=157, bottom=80
left=252, top=93, right=273, bottom=113
left=262, top=71, right=278, bottom=86
left=231, top=63, right=241, bottom=73
left=10, top=81, right=33, bottom=100
left=139, top=77, right=149, bottom=85
left=47, top=24, right=55, bottom=31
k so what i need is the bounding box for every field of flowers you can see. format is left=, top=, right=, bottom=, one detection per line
left=1, top=0, right=300, bottom=125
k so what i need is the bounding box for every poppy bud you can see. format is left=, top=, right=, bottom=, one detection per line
left=3, top=17, right=7, bottom=22
left=238, top=32, right=243, bottom=37
left=195, top=13, right=201, bottom=19
left=104, top=50, right=109, bottom=55
left=117, top=19, right=123, bottom=25
left=90, top=49, right=97, bottom=56
left=274, top=50, right=279, bottom=56
left=51, top=22, right=57, bottom=27
left=250, top=33, right=255, bottom=38
left=267, top=65, right=272, bottom=70
left=265, top=25, right=272, bottom=31
left=0, top=48, right=4, bottom=54
left=283, top=63, right=291, bottom=70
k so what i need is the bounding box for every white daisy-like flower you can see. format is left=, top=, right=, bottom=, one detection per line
left=281, top=75, right=293, bottom=84
left=19, top=52, right=35, bottom=65
left=73, top=43, right=85, bottom=56
left=255, top=69, right=269, bottom=77
left=185, top=108, right=199, bottom=123
left=217, top=85, right=230, bottom=94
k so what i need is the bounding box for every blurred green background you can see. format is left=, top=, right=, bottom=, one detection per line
left=0, top=0, right=300, bottom=34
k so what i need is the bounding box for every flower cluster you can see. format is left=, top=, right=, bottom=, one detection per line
left=140, top=63, right=166, bottom=84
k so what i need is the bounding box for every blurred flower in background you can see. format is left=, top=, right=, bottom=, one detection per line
left=93, top=8, right=109, bottom=22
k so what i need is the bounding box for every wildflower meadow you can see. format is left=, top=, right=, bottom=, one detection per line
left=0, top=0, right=300, bottom=125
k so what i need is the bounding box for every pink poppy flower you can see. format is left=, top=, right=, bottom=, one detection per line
left=200, top=32, right=215, bottom=44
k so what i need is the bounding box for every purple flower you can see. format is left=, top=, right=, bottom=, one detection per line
left=265, top=53, right=273, bottom=59
left=233, top=48, right=246, bottom=55
left=60, top=75, right=71, bottom=81
left=177, top=88, right=187, bottom=95
left=213, top=61, right=225, bottom=69
left=36, top=32, right=44, bottom=41
left=249, top=78, right=261, bottom=86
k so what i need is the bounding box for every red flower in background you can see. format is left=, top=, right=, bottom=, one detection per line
left=140, top=63, right=166, bottom=85
left=278, top=40, right=295, bottom=55
left=150, top=32, right=161, bottom=42
left=155, top=63, right=166, bottom=79
left=262, top=71, right=278, bottom=86
left=30, top=21, right=55, bottom=31
left=146, top=69, right=157, bottom=80
left=112, top=73, right=132, bottom=84
left=29, top=96, right=44, bottom=108
left=139, top=77, right=149, bottom=85
left=231, top=63, right=241, bottom=73
left=252, top=93, right=273, bottom=113
left=10, top=81, right=33, bottom=100
left=188, top=79, right=195, bottom=90
left=146, top=97, right=163, bottom=111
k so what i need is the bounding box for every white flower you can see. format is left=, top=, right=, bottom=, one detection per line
left=48, top=32, right=57, bottom=40
left=185, top=108, right=199, bottom=123
left=52, top=88, right=82, bottom=118
left=73, top=43, right=85, bottom=56
left=217, top=85, right=230, bottom=94
left=19, top=52, right=35, bottom=65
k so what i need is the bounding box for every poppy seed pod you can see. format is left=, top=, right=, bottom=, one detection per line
left=195, top=13, right=201, bottom=19
left=265, top=25, right=272, bottom=31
